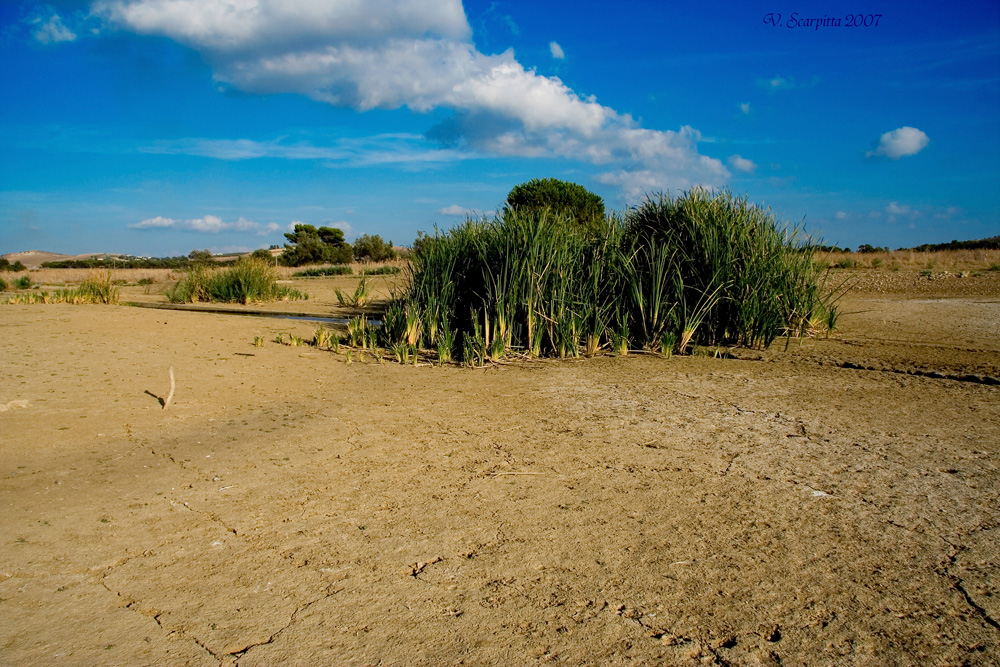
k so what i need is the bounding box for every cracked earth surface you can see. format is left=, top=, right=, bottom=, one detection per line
left=1, top=275, right=998, bottom=666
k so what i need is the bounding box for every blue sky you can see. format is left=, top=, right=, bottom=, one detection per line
left=1, top=0, right=998, bottom=256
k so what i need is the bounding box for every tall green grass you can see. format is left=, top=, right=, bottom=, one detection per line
left=391, top=188, right=837, bottom=364
left=167, top=257, right=306, bottom=304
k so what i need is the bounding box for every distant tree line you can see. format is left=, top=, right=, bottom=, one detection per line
left=0, top=258, right=27, bottom=272
left=36, top=227, right=398, bottom=270
left=904, top=236, right=1000, bottom=252
left=41, top=255, right=198, bottom=269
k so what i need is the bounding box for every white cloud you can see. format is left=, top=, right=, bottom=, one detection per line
left=885, top=202, right=915, bottom=217
left=97, top=0, right=727, bottom=199
left=867, top=126, right=929, bottom=159
left=759, top=75, right=793, bottom=89
left=129, top=214, right=280, bottom=235
left=438, top=204, right=479, bottom=216
left=33, top=14, right=77, bottom=43
left=739, top=102, right=750, bottom=114
left=549, top=41, right=565, bottom=60
left=935, top=206, right=961, bottom=220
left=140, top=134, right=476, bottom=165
left=835, top=211, right=847, bottom=220
left=727, top=154, right=756, bottom=174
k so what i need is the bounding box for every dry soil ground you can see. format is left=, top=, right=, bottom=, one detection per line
left=1, top=270, right=998, bottom=666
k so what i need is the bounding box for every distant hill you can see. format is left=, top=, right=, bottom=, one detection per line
left=0, top=250, right=126, bottom=269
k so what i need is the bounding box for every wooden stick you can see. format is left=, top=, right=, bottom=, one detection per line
left=163, top=366, right=175, bottom=410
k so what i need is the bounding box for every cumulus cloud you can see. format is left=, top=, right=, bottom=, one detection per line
left=33, top=14, right=77, bottom=43
left=95, top=0, right=728, bottom=198
left=727, top=154, right=756, bottom=174
left=129, top=215, right=280, bottom=235
left=438, top=204, right=483, bottom=216
left=739, top=102, right=750, bottom=114
left=867, top=126, right=929, bottom=159
left=549, top=41, right=564, bottom=60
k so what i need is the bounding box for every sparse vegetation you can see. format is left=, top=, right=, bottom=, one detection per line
left=335, top=277, right=372, bottom=308
left=361, top=265, right=401, bottom=276
left=293, top=265, right=353, bottom=277
left=5, top=271, right=120, bottom=305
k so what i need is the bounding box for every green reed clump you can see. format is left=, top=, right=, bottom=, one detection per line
left=395, top=189, right=837, bottom=363
left=625, top=189, right=831, bottom=348
left=167, top=257, right=306, bottom=304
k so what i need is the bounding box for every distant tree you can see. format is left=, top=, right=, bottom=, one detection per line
left=411, top=231, right=435, bottom=257
left=0, top=258, right=26, bottom=272
left=857, top=244, right=889, bottom=253
left=506, top=178, right=605, bottom=232
left=280, top=224, right=352, bottom=266
left=353, top=234, right=396, bottom=262
left=188, top=249, right=214, bottom=264
left=250, top=248, right=274, bottom=262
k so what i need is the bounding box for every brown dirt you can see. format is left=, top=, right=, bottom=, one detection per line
left=1, top=271, right=998, bottom=666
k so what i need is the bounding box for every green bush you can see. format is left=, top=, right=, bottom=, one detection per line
left=0, top=277, right=7, bottom=291
left=353, top=234, right=396, bottom=262
left=167, top=257, right=306, bottom=304
left=506, top=178, right=605, bottom=233
left=13, top=275, right=32, bottom=290
left=0, top=258, right=27, bottom=272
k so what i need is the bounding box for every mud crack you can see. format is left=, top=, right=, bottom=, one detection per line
left=97, top=576, right=229, bottom=666
left=942, top=545, right=1000, bottom=632
left=168, top=498, right=240, bottom=537
left=232, top=582, right=343, bottom=664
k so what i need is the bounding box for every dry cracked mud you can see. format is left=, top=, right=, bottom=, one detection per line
left=1, top=271, right=998, bottom=666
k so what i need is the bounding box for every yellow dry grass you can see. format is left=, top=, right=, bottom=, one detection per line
left=11, top=267, right=181, bottom=286
left=7, top=259, right=410, bottom=288
left=817, top=248, right=1000, bottom=271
